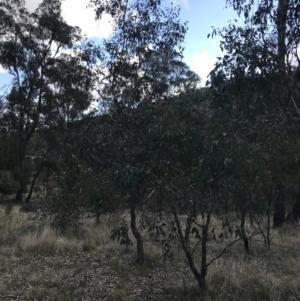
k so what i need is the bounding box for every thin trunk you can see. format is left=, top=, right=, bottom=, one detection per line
left=249, top=212, right=253, bottom=226
left=286, top=191, right=300, bottom=222
left=171, top=205, right=206, bottom=289
left=266, top=193, right=271, bottom=249
left=158, top=207, right=162, bottom=220
left=291, top=194, right=300, bottom=221
left=273, top=183, right=285, bottom=227
left=59, top=205, right=68, bottom=235
left=15, top=84, right=41, bottom=203
left=25, top=167, right=42, bottom=203
left=241, top=209, right=249, bottom=253
left=16, top=138, right=26, bottom=202
left=16, top=190, right=23, bottom=203
left=276, top=0, right=289, bottom=75
left=96, top=211, right=100, bottom=225
left=130, top=206, right=144, bottom=265
left=200, top=213, right=210, bottom=287
left=184, top=214, right=194, bottom=247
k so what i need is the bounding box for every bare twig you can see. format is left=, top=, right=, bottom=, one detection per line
left=291, top=95, right=300, bottom=119
left=206, top=237, right=241, bottom=268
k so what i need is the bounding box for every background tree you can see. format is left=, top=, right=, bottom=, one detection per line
left=208, top=0, right=300, bottom=227
left=0, top=0, right=94, bottom=202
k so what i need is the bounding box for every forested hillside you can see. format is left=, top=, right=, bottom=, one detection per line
left=0, top=0, right=300, bottom=299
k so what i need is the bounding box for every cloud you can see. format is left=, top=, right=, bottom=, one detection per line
left=170, top=0, right=189, bottom=9
left=25, top=0, right=113, bottom=39
left=61, top=1, right=113, bottom=39
left=24, top=0, right=40, bottom=12
left=180, top=0, right=189, bottom=9
left=0, top=66, right=7, bottom=73
left=186, top=50, right=216, bottom=86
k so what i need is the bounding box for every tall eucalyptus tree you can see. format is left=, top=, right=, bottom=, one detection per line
left=208, top=0, right=300, bottom=227
left=0, top=0, right=94, bottom=202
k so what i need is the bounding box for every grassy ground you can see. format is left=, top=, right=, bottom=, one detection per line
left=0, top=206, right=300, bottom=301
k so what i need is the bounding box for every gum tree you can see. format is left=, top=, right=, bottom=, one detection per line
left=143, top=91, right=247, bottom=288
left=0, top=0, right=94, bottom=202
left=88, top=0, right=189, bottom=264
left=208, top=0, right=300, bottom=227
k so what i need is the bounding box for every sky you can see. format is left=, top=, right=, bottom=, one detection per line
left=0, top=0, right=241, bottom=91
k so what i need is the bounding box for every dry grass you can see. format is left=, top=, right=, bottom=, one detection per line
left=0, top=206, right=300, bottom=300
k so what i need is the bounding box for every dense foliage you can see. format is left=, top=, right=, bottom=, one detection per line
left=0, top=0, right=299, bottom=290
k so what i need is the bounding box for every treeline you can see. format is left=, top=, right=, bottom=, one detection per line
left=1, top=0, right=300, bottom=289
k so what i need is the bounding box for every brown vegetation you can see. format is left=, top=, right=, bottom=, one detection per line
left=0, top=206, right=300, bottom=301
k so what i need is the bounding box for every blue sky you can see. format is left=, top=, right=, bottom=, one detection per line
left=179, top=0, right=239, bottom=84
left=0, top=0, right=241, bottom=92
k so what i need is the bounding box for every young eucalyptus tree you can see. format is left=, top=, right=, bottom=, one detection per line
left=88, top=0, right=190, bottom=264
left=89, top=0, right=188, bottom=109
left=0, top=0, right=94, bottom=202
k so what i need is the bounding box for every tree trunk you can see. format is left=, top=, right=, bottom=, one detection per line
left=158, top=207, right=162, bottom=220
left=16, top=138, right=26, bottom=202
left=291, top=194, right=300, bottom=221
left=286, top=191, right=300, bottom=222
left=241, top=209, right=249, bottom=253
left=130, top=206, right=144, bottom=265
left=96, top=211, right=100, bottom=225
left=273, top=183, right=286, bottom=227
left=25, top=167, right=42, bottom=203
left=276, top=0, right=289, bottom=75
left=16, top=190, right=23, bottom=202
left=266, top=192, right=271, bottom=249
left=171, top=205, right=206, bottom=289
left=249, top=212, right=254, bottom=226
left=200, top=214, right=210, bottom=288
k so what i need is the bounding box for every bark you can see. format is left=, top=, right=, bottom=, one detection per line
left=59, top=205, right=68, bottom=235
left=200, top=213, right=210, bottom=287
left=266, top=193, right=271, bottom=249
left=276, top=0, right=289, bottom=75
left=271, top=1, right=289, bottom=228
left=16, top=190, right=23, bottom=203
left=171, top=205, right=206, bottom=289
left=291, top=194, right=300, bottom=221
left=240, top=209, right=249, bottom=253
left=96, top=211, right=100, bottom=225
left=249, top=212, right=254, bottom=226
left=130, top=206, right=144, bottom=265
left=273, top=183, right=286, bottom=227
left=16, top=145, right=25, bottom=202
left=158, top=208, right=162, bottom=220
left=286, top=191, right=300, bottom=222
left=16, top=137, right=26, bottom=202
left=15, top=86, right=40, bottom=202
left=25, top=167, right=42, bottom=203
